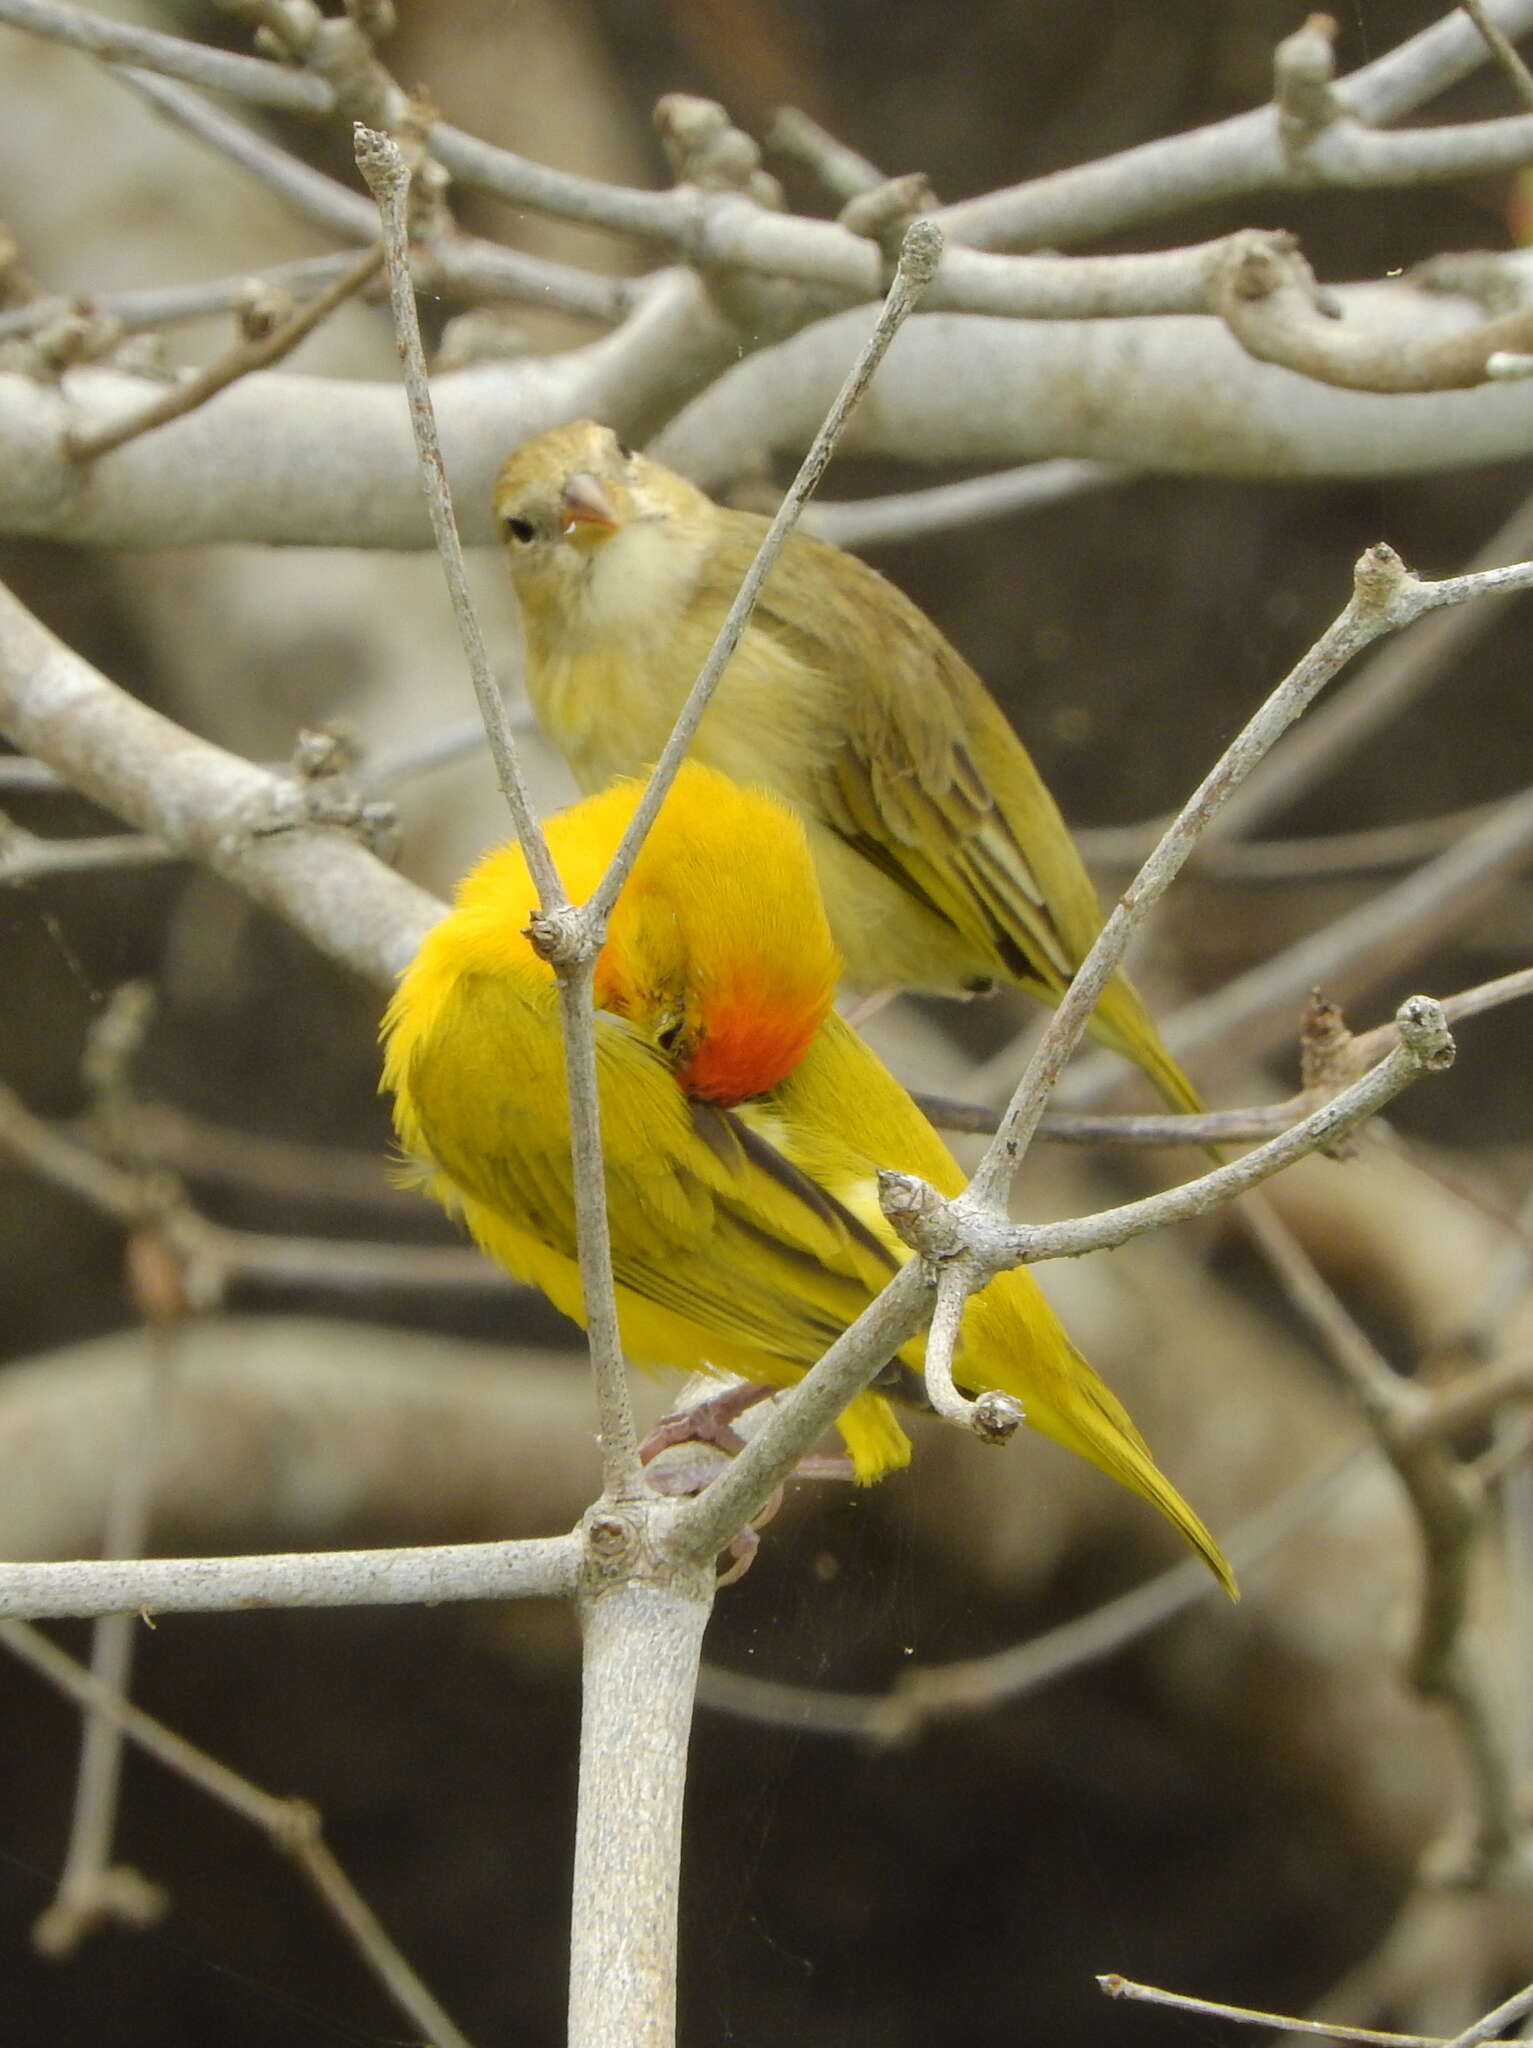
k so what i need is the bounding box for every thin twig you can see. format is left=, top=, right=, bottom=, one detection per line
left=354, top=123, right=641, bottom=1497
left=1081, top=800, right=1511, bottom=883
left=913, top=1090, right=1299, bottom=1145
left=803, top=459, right=1128, bottom=549
left=1209, top=491, right=1533, bottom=844
left=352, top=133, right=555, bottom=899
left=1099, top=1974, right=1448, bottom=2047
left=696, top=1448, right=1364, bottom=1739
left=1462, top=0, right=1533, bottom=113
left=0, top=822, right=170, bottom=881
left=583, top=218, right=943, bottom=931
left=120, top=70, right=629, bottom=326
left=929, top=999, right=1457, bottom=1271
left=0, top=0, right=330, bottom=109
left=0, top=1073, right=524, bottom=1298
left=65, top=239, right=386, bottom=464
left=37, top=1286, right=181, bottom=1956
left=1445, top=1980, right=1533, bottom=2048
left=1103, top=782, right=1533, bottom=1094
left=1245, top=1198, right=1528, bottom=1879
left=0, top=254, right=356, bottom=343
left=924, top=960, right=1533, bottom=1146
left=2, top=1620, right=474, bottom=2048
left=914, top=1258, right=1023, bottom=1444
left=88, top=1102, right=405, bottom=1208
left=965, top=548, right=1533, bottom=1210
left=765, top=106, right=885, bottom=200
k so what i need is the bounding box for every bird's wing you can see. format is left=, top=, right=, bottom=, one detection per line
left=717, top=522, right=1110, bottom=996
left=407, top=972, right=899, bottom=1368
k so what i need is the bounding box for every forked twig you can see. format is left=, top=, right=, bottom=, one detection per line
left=3, top=1619, right=474, bottom=2048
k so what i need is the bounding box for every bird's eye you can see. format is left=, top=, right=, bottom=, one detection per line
left=501, top=515, right=536, bottom=545
left=613, top=438, right=634, bottom=461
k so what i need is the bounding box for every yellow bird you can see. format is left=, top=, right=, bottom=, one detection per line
left=493, top=419, right=1201, bottom=1116
left=381, top=763, right=1235, bottom=1595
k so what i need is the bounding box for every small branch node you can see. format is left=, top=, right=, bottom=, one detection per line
left=352, top=122, right=409, bottom=205
left=27, top=308, right=124, bottom=379
left=654, top=94, right=783, bottom=209
left=270, top=1795, right=324, bottom=1855
left=838, top=174, right=939, bottom=274
left=32, top=1866, right=168, bottom=1958
left=1218, top=228, right=1307, bottom=305
left=1485, top=349, right=1533, bottom=380
left=525, top=903, right=600, bottom=972
left=239, top=741, right=399, bottom=858
left=307, top=14, right=402, bottom=127
left=1274, top=13, right=1342, bottom=147
left=581, top=1503, right=661, bottom=1588
left=1351, top=540, right=1413, bottom=615
left=1394, top=992, right=1455, bottom=1071
left=1299, top=986, right=1358, bottom=1093
left=897, top=215, right=944, bottom=289
left=969, top=1390, right=1026, bottom=1445
left=232, top=278, right=297, bottom=342
left=876, top=1169, right=967, bottom=1260
left=292, top=723, right=360, bottom=780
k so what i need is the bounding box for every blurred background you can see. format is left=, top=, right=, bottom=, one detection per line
left=1, top=1, right=1531, bottom=2042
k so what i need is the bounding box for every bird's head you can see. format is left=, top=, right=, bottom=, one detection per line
left=491, top=420, right=713, bottom=637
left=568, top=766, right=841, bottom=1106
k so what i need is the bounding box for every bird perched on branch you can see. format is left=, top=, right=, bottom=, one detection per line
left=381, top=763, right=1234, bottom=1595
left=493, top=418, right=1201, bottom=1116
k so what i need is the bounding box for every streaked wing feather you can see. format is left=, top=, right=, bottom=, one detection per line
left=737, top=531, right=1089, bottom=993
left=409, top=972, right=897, bottom=1367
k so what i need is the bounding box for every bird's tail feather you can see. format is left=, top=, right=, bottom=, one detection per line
left=1091, top=976, right=1205, bottom=1121
left=1031, top=1361, right=1239, bottom=1599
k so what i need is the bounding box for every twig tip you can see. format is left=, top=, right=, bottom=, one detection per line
left=1394, top=994, right=1454, bottom=1070
left=899, top=216, right=944, bottom=284
left=353, top=122, right=407, bottom=200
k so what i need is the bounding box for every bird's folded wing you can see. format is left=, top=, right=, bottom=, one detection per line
left=410, top=978, right=899, bottom=1367
left=750, top=558, right=1100, bottom=996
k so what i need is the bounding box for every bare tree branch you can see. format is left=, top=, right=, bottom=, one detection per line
left=4, top=1619, right=475, bottom=2048
left=0, top=0, right=331, bottom=110
left=0, top=1535, right=581, bottom=1619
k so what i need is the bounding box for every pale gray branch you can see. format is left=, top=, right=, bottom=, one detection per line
left=1125, top=780, right=1533, bottom=1089
left=993, top=1001, right=1453, bottom=1265
left=656, top=289, right=1533, bottom=490
left=938, top=0, right=1533, bottom=249
left=804, top=458, right=1127, bottom=548
left=568, top=1564, right=714, bottom=2048
left=122, top=69, right=630, bottom=325
left=0, top=1537, right=581, bottom=1620
left=968, top=553, right=1533, bottom=1200
left=0, top=265, right=736, bottom=548
left=0, top=581, right=442, bottom=983
left=0, top=0, right=330, bottom=110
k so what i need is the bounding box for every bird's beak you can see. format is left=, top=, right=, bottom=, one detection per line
left=560, top=472, right=621, bottom=542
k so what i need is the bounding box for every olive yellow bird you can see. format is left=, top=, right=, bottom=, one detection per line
left=493, top=419, right=1201, bottom=1117
left=381, top=763, right=1234, bottom=1595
